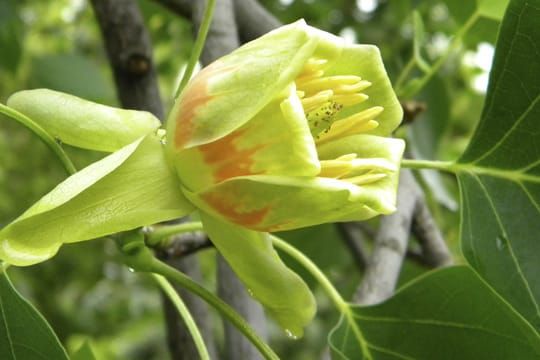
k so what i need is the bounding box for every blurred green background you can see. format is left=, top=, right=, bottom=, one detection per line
left=0, top=0, right=499, bottom=358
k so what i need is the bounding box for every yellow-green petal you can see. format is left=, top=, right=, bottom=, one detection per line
left=172, top=84, right=319, bottom=192
left=200, top=211, right=316, bottom=337
left=168, top=20, right=318, bottom=150
left=0, top=135, right=194, bottom=266
left=323, top=45, right=403, bottom=136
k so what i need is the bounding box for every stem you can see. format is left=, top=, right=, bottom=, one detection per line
left=152, top=274, right=210, bottom=360
left=401, top=159, right=456, bottom=173
left=270, top=235, right=347, bottom=311
left=145, top=222, right=204, bottom=246
left=270, top=236, right=373, bottom=358
left=0, top=103, right=77, bottom=175
left=394, top=57, right=417, bottom=91
left=148, top=257, right=279, bottom=360
left=398, top=11, right=480, bottom=99
left=174, top=0, right=216, bottom=98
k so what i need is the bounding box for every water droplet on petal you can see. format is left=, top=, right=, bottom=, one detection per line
left=284, top=329, right=299, bottom=340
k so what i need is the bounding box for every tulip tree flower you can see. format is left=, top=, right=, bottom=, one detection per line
left=0, top=20, right=404, bottom=337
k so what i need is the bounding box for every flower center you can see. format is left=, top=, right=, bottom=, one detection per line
left=295, top=58, right=381, bottom=141
left=295, top=58, right=392, bottom=185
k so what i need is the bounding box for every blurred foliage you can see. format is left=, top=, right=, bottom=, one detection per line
left=0, top=0, right=500, bottom=359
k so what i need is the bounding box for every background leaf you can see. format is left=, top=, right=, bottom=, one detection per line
left=0, top=270, right=68, bottom=360
left=457, top=0, right=540, bottom=333
left=329, top=266, right=540, bottom=359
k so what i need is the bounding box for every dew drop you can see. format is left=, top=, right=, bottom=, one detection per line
left=128, top=267, right=135, bottom=273
left=496, top=235, right=507, bottom=251
left=246, top=288, right=254, bottom=297
left=284, top=329, right=298, bottom=340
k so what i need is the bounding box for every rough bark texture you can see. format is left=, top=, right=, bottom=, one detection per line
left=90, top=1, right=216, bottom=359
left=90, top=0, right=164, bottom=119
left=353, top=169, right=453, bottom=305
left=191, top=1, right=268, bottom=359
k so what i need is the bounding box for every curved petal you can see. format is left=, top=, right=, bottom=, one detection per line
left=324, top=45, right=403, bottom=136
left=172, top=84, right=319, bottom=191
left=185, top=174, right=396, bottom=232
left=168, top=20, right=318, bottom=150
left=0, top=135, right=194, bottom=266
left=7, top=89, right=161, bottom=152
left=200, top=212, right=315, bottom=337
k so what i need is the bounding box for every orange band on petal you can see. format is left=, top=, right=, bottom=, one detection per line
left=198, top=128, right=266, bottom=183
left=174, top=61, right=236, bottom=149
left=202, top=192, right=270, bottom=228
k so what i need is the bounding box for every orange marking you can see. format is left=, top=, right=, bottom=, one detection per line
left=198, top=127, right=266, bottom=183
left=174, top=61, right=236, bottom=149
left=202, top=192, right=270, bottom=228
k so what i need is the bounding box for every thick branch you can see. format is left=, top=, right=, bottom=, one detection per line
left=353, top=169, right=453, bottom=305
left=233, top=0, right=281, bottom=42
left=90, top=0, right=164, bottom=118
left=191, top=1, right=267, bottom=358
left=90, top=1, right=216, bottom=358
left=354, top=170, right=418, bottom=304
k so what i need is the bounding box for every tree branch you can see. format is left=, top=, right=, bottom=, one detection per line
left=353, top=169, right=418, bottom=304
left=233, top=0, right=281, bottom=42
left=191, top=1, right=267, bottom=358
left=353, top=169, right=452, bottom=305
left=90, top=0, right=164, bottom=118
left=90, top=1, right=216, bottom=358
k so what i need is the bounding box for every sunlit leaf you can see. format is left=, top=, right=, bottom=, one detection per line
left=457, top=0, right=540, bottom=333
left=0, top=270, right=69, bottom=360
left=329, top=266, right=540, bottom=359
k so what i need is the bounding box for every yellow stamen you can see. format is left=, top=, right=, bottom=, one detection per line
left=333, top=80, right=372, bottom=94
left=319, top=159, right=353, bottom=178
left=349, top=158, right=397, bottom=172
left=343, top=173, right=388, bottom=185
left=297, top=59, right=327, bottom=79
left=296, top=75, right=364, bottom=94
left=301, top=90, right=334, bottom=112
left=332, top=93, right=369, bottom=106
left=316, top=107, right=383, bottom=144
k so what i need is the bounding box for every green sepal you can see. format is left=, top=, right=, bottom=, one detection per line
left=7, top=89, right=161, bottom=152
left=199, top=211, right=316, bottom=337
left=0, top=134, right=194, bottom=266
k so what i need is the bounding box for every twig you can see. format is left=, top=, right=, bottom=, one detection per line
left=353, top=170, right=419, bottom=304
left=335, top=223, right=367, bottom=272
left=233, top=0, right=281, bottom=42
left=353, top=169, right=452, bottom=304
left=412, top=191, right=453, bottom=267
left=89, top=1, right=216, bottom=358
left=191, top=1, right=268, bottom=358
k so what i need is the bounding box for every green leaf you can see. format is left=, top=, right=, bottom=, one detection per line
left=70, top=341, right=97, bottom=360
left=0, top=269, right=69, bottom=360
left=0, top=134, right=194, bottom=266
left=457, top=0, right=540, bottom=333
left=329, top=266, right=540, bottom=359
left=477, top=0, right=510, bottom=20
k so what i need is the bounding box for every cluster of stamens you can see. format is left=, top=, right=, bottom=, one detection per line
left=295, top=58, right=393, bottom=186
